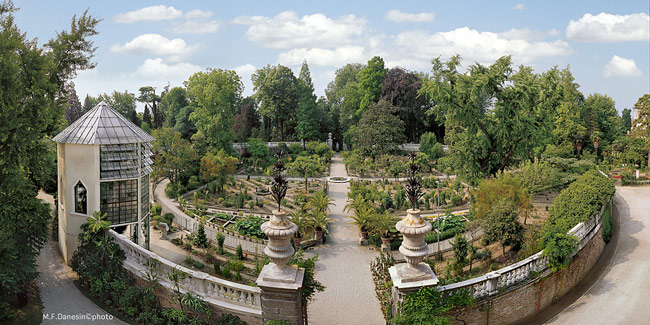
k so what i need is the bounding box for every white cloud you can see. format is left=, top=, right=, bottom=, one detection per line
left=168, top=20, right=220, bottom=34
left=603, top=55, right=642, bottom=78
left=233, top=64, right=257, bottom=95
left=389, top=27, right=571, bottom=70
left=513, top=4, right=525, bottom=10
left=499, top=28, right=549, bottom=41
left=130, top=58, right=202, bottom=80
left=234, top=11, right=367, bottom=49
left=277, top=46, right=367, bottom=67
left=114, top=5, right=182, bottom=23
left=185, top=9, right=213, bottom=19
left=386, top=10, right=435, bottom=23
left=566, top=12, right=650, bottom=42
left=110, top=34, right=196, bottom=61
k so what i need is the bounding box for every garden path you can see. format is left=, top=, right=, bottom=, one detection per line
left=306, top=154, right=385, bottom=324
left=36, top=191, right=126, bottom=324
left=546, top=186, right=650, bottom=324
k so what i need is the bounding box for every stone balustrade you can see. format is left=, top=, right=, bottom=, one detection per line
left=108, top=229, right=262, bottom=317
left=436, top=201, right=608, bottom=299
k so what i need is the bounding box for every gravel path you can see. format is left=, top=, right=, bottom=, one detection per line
left=36, top=192, right=125, bottom=324
left=546, top=186, right=650, bottom=324
left=307, top=155, right=385, bottom=325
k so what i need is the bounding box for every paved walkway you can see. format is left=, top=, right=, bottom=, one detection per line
left=36, top=191, right=124, bottom=324
left=547, top=186, right=650, bottom=324
left=307, top=155, right=385, bottom=325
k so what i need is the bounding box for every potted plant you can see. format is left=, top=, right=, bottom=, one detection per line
left=289, top=206, right=312, bottom=246
left=371, top=210, right=399, bottom=246
left=309, top=209, right=332, bottom=241
left=348, top=203, right=375, bottom=239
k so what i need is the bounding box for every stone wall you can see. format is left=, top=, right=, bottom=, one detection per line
left=450, top=226, right=606, bottom=324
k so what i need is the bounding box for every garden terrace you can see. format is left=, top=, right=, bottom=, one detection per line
left=182, top=178, right=327, bottom=215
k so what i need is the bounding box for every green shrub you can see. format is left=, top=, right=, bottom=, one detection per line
left=216, top=233, right=225, bottom=254
left=602, top=203, right=613, bottom=243
left=151, top=203, right=162, bottom=216
left=392, top=286, right=473, bottom=325
left=542, top=170, right=615, bottom=247
left=236, top=244, right=244, bottom=260
left=542, top=233, right=579, bottom=271
left=221, top=262, right=232, bottom=278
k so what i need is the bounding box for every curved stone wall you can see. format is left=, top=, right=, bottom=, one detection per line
left=446, top=201, right=611, bottom=324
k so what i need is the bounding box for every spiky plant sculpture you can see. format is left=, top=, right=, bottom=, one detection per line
left=271, top=150, right=289, bottom=211
left=405, top=153, right=423, bottom=210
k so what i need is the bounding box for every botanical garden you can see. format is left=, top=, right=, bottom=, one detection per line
left=1, top=2, right=649, bottom=325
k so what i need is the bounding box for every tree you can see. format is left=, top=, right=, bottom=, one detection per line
left=421, top=55, right=555, bottom=179
left=473, top=172, right=533, bottom=224
left=484, top=200, right=524, bottom=256
left=583, top=93, right=620, bottom=152
left=325, top=63, right=363, bottom=149
left=247, top=138, right=270, bottom=168
left=288, top=155, right=322, bottom=191
left=452, top=234, right=469, bottom=269
left=0, top=2, right=99, bottom=312
left=630, top=94, right=650, bottom=166
left=621, top=108, right=632, bottom=134
left=296, top=61, right=322, bottom=142
left=352, top=100, right=406, bottom=158
left=252, top=65, right=299, bottom=141
left=65, top=82, right=84, bottom=124
left=200, top=150, right=238, bottom=193
left=160, top=87, right=189, bottom=129
left=381, top=67, right=427, bottom=142
left=174, top=106, right=196, bottom=140
left=143, top=105, right=152, bottom=127
left=233, top=97, right=260, bottom=142
left=419, top=132, right=444, bottom=161
left=137, top=86, right=162, bottom=128
left=83, top=94, right=99, bottom=114
left=151, top=128, right=199, bottom=184
left=186, top=68, right=242, bottom=153
left=357, top=56, right=387, bottom=117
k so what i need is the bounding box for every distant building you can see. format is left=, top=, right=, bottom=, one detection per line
left=53, top=102, right=154, bottom=264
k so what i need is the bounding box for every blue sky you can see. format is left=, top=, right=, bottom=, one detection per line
left=14, top=1, right=650, bottom=111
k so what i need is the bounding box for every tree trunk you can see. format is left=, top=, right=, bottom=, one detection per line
left=305, top=177, right=308, bottom=191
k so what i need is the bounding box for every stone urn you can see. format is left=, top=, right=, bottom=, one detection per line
left=390, top=208, right=438, bottom=286
left=258, top=210, right=299, bottom=283
left=396, top=209, right=432, bottom=267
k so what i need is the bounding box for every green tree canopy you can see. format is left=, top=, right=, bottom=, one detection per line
left=0, top=1, right=99, bottom=308
left=288, top=155, right=323, bottom=190
left=296, top=61, right=322, bottom=142
left=351, top=100, right=406, bottom=158
left=357, top=56, right=387, bottom=117
left=252, top=64, right=299, bottom=141
left=186, top=68, right=243, bottom=153
left=421, top=55, right=557, bottom=180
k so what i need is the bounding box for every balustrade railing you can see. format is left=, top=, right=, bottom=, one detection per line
left=437, top=201, right=608, bottom=299
left=108, top=230, right=262, bottom=314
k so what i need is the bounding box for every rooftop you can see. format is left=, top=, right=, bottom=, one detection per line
left=53, top=101, right=154, bottom=145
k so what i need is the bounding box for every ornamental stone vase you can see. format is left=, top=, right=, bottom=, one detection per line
left=389, top=208, right=438, bottom=287
left=258, top=210, right=300, bottom=283
left=396, top=209, right=432, bottom=267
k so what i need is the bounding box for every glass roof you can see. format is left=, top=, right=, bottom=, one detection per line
left=53, top=101, right=154, bottom=145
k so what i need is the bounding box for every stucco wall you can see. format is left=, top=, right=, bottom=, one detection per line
left=451, top=227, right=606, bottom=325
left=57, top=143, right=100, bottom=264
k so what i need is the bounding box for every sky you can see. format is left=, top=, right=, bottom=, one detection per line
left=13, top=0, right=650, bottom=112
